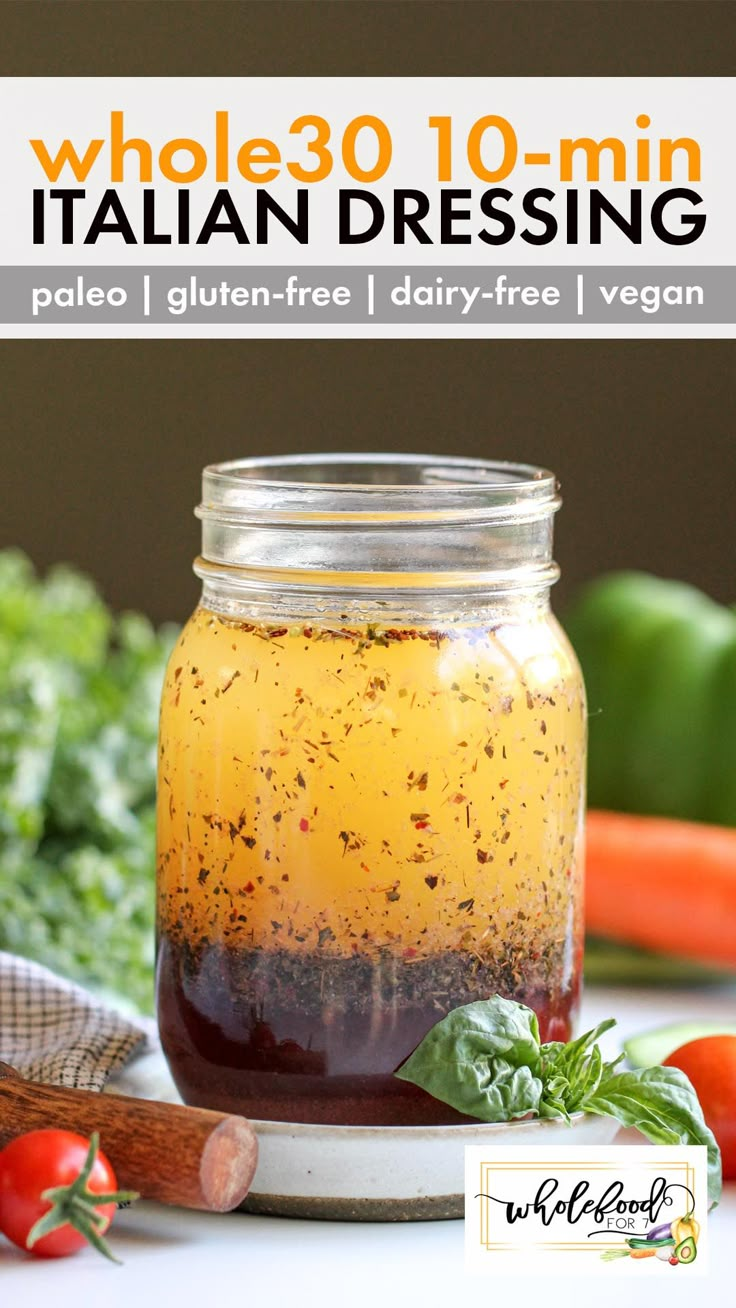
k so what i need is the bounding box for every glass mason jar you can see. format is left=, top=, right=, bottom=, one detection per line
left=156, top=454, right=586, bottom=1126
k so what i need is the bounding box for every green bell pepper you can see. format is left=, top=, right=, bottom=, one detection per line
left=565, top=572, right=736, bottom=826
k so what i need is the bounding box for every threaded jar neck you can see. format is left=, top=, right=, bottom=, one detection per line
left=195, top=453, right=561, bottom=600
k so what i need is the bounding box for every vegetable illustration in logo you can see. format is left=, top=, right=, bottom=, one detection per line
left=675, top=1235, right=697, bottom=1264
left=601, top=1211, right=700, bottom=1264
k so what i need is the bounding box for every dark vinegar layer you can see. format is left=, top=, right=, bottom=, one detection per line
left=157, top=938, right=580, bottom=1125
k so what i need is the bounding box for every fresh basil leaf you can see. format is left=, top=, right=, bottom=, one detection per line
left=542, top=1018, right=616, bottom=1082
left=538, top=1048, right=605, bottom=1121
left=584, top=1065, right=722, bottom=1207
left=539, top=1018, right=622, bottom=1115
left=395, top=996, right=543, bottom=1121
left=539, top=1072, right=574, bottom=1121
left=394, top=995, right=723, bottom=1210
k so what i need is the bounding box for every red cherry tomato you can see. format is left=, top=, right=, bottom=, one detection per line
left=664, top=1034, right=736, bottom=1179
left=0, top=1130, right=118, bottom=1258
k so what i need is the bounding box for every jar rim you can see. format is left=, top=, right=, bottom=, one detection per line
left=196, top=453, right=561, bottom=591
left=199, top=453, right=559, bottom=524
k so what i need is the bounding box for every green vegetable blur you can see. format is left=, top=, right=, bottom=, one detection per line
left=565, top=571, right=736, bottom=826
left=0, top=550, right=178, bottom=1010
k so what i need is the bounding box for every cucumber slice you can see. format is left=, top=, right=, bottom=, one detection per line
left=625, top=1022, right=736, bottom=1068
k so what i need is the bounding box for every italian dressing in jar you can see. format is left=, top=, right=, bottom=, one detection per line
left=156, top=455, right=586, bottom=1125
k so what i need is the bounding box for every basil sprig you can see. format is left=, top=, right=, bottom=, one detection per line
left=395, top=995, right=722, bottom=1206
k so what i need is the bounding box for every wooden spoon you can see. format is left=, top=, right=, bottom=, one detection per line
left=0, top=1061, right=258, bottom=1212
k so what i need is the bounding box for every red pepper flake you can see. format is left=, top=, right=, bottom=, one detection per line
left=415, top=820, right=429, bottom=830
left=407, top=770, right=429, bottom=792
left=299, top=817, right=309, bottom=832
left=243, top=881, right=255, bottom=894
left=499, top=778, right=509, bottom=789
left=451, top=792, right=466, bottom=804
left=403, top=947, right=417, bottom=959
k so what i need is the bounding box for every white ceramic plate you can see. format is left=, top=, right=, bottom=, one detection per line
left=109, top=1046, right=620, bottom=1220
left=243, top=1112, right=621, bottom=1220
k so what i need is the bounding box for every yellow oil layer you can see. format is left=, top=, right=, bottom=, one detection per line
left=157, top=607, right=586, bottom=961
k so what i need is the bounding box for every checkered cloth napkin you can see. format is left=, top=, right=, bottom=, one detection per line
left=0, top=951, right=149, bottom=1092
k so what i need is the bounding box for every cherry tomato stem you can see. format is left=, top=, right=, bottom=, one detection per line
left=0, top=1130, right=138, bottom=1261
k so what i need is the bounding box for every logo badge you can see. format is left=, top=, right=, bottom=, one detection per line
left=465, top=1145, right=708, bottom=1274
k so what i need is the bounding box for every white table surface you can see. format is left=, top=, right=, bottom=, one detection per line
left=1, top=984, right=734, bottom=1306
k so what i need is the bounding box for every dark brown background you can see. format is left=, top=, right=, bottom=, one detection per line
left=3, top=2, right=735, bottom=78
left=1, top=3, right=734, bottom=624
left=2, top=340, right=732, bottom=623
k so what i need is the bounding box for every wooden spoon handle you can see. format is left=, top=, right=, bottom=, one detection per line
left=0, top=1062, right=258, bottom=1212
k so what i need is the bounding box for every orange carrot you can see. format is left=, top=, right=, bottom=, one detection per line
left=585, top=809, right=736, bottom=969
left=629, top=1247, right=657, bottom=1259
